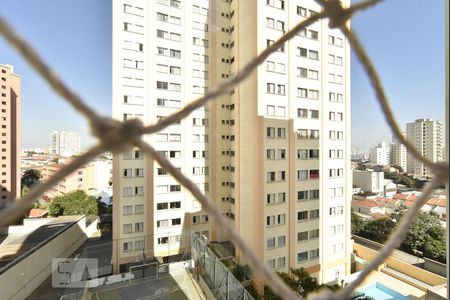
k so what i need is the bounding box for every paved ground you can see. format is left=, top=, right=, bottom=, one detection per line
left=92, top=269, right=205, bottom=300
left=27, top=229, right=112, bottom=300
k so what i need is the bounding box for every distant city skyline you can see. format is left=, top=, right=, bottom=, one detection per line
left=0, top=0, right=445, bottom=151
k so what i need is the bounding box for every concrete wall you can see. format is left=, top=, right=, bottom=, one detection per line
left=423, top=258, right=446, bottom=278
left=354, top=243, right=446, bottom=287
left=0, top=217, right=88, bottom=300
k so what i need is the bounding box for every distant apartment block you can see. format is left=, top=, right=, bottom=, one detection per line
left=390, top=133, right=407, bottom=172
left=0, top=64, right=20, bottom=209
left=43, top=159, right=112, bottom=198
left=406, top=119, right=443, bottom=176
left=49, top=130, right=81, bottom=157
left=113, top=0, right=351, bottom=284
left=369, top=142, right=390, bottom=165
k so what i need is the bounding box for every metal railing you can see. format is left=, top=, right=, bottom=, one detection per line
left=0, top=1, right=448, bottom=299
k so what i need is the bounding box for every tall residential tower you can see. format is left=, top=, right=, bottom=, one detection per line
left=112, top=0, right=351, bottom=284
left=0, top=64, right=20, bottom=209
left=406, top=119, right=443, bottom=176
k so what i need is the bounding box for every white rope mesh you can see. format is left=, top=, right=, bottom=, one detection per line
left=0, top=0, right=448, bottom=299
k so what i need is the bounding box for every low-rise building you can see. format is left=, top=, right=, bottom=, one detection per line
left=353, top=169, right=384, bottom=195
left=351, top=199, right=386, bottom=215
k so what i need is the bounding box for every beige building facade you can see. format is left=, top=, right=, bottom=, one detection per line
left=406, top=119, right=443, bottom=176
left=0, top=64, right=20, bottom=209
left=112, top=0, right=351, bottom=284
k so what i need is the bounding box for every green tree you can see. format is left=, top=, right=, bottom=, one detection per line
left=49, top=190, right=99, bottom=217
left=359, top=218, right=396, bottom=243
left=21, top=169, right=41, bottom=188
left=351, top=208, right=365, bottom=235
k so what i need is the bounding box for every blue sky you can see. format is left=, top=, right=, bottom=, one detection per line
left=0, top=0, right=445, bottom=151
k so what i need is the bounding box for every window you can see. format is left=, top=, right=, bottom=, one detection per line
left=298, top=109, right=308, bottom=118
left=277, top=214, right=286, bottom=225
left=298, top=231, right=308, bottom=241
left=123, top=205, right=132, bottom=215
left=298, top=211, right=308, bottom=221
left=298, top=88, right=307, bottom=98
left=267, top=172, right=276, bottom=182
left=172, top=218, right=181, bottom=226
left=267, top=215, right=275, bottom=226
left=310, top=190, right=319, bottom=199
left=310, top=149, right=319, bottom=159
left=135, top=204, right=144, bottom=214
left=298, top=190, right=308, bottom=201
left=278, top=149, right=286, bottom=159
left=277, top=128, right=286, bottom=138
left=310, top=209, right=319, bottom=219
left=267, top=149, right=276, bottom=159
left=157, top=219, right=169, bottom=228
left=267, top=193, right=276, bottom=205
left=298, top=47, right=307, bottom=57
left=298, top=170, right=308, bottom=181
left=170, top=201, right=181, bottom=209
left=267, top=127, right=276, bottom=138
left=123, top=242, right=133, bottom=251
left=310, top=229, right=319, bottom=239
left=267, top=83, right=275, bottom=94
left=278, top=235, right=286, bottom=247
left=267, top=237, right=276, bottom=248
left=298, top=251, right=308, bottom=262
left=135, top=222, right=144, bottom=232
left=297, top=6, right=307, bottom=16
left=123, top=168, right=132, bottom=177
left=309, top=50, right=319, bottom=60
left=310, top=170, right=319, bottom=179
left=267, top=259, right=275, bottom=269
left=135, top=240, right=144, bottom=250
left=267, top=105, right=275, bottom=116
left=278, top=257, right=286, bottom=268
left=310, top=249, right=319, bottom=259
left=158, top=237, right=169, bottom=245
left=123, top=224, right=132, bottom=234
left=298, top=67, right=308, bottom=77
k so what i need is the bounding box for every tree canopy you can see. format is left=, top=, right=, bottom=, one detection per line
left=21, top=169, right=41, bottom=188
left=49, top=190, right=99, bottom=217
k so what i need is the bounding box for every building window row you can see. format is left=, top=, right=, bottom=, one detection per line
left=297, top=189, right=320, bottom=201
left=266, top=105, right=285, bottom=117
left=192, top=5, right=209, bottom=15
left=266, top=214, right=286, bottom=226
left=193, top=167, right=209, bottom=175
left=157, top=47, right=181, bottom=58
left=329, top=224, right=344, bottom=236
left=329, top=35, right=343, bottom=47
left=193, top=21, right=209, bottom=32
left=267, top=83, right=286, bottom=95
left=297, top=129, right=319, bottom=139
left=297, top=248, right=319, bottom=263
left=297, top=6, right=318, bottom=17
left=266, top=0, right=285, bottom=10
left=298, top=67, right=319, bottom=79
left=266, top=39, right=285, bottom=52
left=298, top=229, right=320, bottom=242
left=193, top=150, right=208, bottom=159
left=193, top=69, right=209, bottom=79
left=123, top=150, right=143, bottom=160
left=122, top=204, right=144, bottom=215
left=123, top=168, right=144, bottom=177
left=157, top=234, right=182, bottom=245
left=156, top=81, right=181, bottom=92
left=329, top=111, right=344, bottom=121
left=156, top=12, right=181, bottom=25
left=267, top=256, right=286, bottom=269
left=329, top=149, right=344, bottom=159
left=266, top=192, right=286, bottom=205
left=266, top=17, right=285, bottom=31
left=157, top=218, right=182, bottom=228
left=156, top=201, right=181, bottom=211
left=123, top=4, right=144, bottom=17
left=156, top=64, right=181, bottom=75
left=298, top=108, right=319, bottom=119
left=298, top=47, right=319, bottom=60
left=192, top=215, right=209, bottom=224
left=266, top=61, right=285, bottom=74
left=329, top=206, right=344, bottom=216
left=297, top=169, right=319, bottom=181
left=267, top=149, right=286, bottom=160
left=122, top=76, right=143, bottom=88
left=329, top=243, right=344, bottom=255
left=297, top=88, right=319, bottom=99
left=156, top=184, right=181, bottom=193
left=123, top=240, right=145, bottom=252
left=123, top=58, right=144, bottom=70
left=297, top=209, right=319, bottom=221
left=329, top=187, right=344, bottom=197
left=329, top=54, right=343, bottom=65
left=329, top=168, right=344, bottom=178
left=267, top=127, right=286, bottom=139
left=156, top=0, right=181, bottom=9
left=297, top=149, right=319, bottom=160
left=267, top=171, right=286, bottom=182
left=267, top=235, right=286, bottom=249
left=123, top=186, right=144, bottom=197
left=329, top=130, right=344, bottom=140
left=298, top=28, right=318, bottom=40
left=157, top=98, right=181, bottom=108
left=123, top=222, right=144, bottom=233
left=156, top=133, right=181, bottom=142
left=329, top=92, right=344, bottom=103
left=329, top=73, right=344, bottom=84
left=123, top=23, right=144, bottom=35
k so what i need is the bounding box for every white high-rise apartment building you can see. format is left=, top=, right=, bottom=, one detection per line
left=406, top=119, right=443, bottom=176
left=369, top=142, right=390, bottom=165
left=113, top=0, right=351, bottom=284
left=49, top=131, right=81, bottom=157
left=390, top=133, right=407, bottom=172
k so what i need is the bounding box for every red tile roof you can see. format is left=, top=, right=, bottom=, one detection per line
left=369, top=212, right=387, bottom=219
left=28, top=208, right=48, bottom=218
left=352, top=200, right=383, bottom=208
